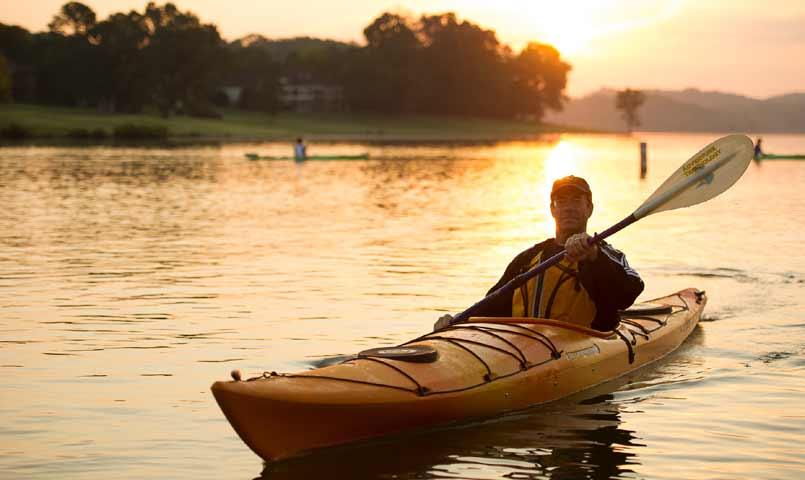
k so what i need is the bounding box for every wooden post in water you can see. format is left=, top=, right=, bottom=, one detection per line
left=640, top=142, right=647, bottom=178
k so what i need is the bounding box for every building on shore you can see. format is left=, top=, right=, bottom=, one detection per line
left=278, top=73, right=344, bottom=113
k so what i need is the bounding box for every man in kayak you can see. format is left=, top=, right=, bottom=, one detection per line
left=436, top=175, right=644, bottom=332
left=294, top=138, right=307, bottom=161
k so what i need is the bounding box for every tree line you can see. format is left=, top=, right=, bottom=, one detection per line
left=0, top=2, right=572, bottom=120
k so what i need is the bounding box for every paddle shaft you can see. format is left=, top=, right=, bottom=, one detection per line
left=449, top=213, right=638, bottom=324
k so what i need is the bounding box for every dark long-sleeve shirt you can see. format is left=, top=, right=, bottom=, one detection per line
left=474, top=239, right=644, bottom=331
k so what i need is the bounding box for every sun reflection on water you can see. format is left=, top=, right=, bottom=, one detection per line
left=535, top=139, right=584, bottom=235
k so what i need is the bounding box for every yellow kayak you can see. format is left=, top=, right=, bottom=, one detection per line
left=212, top=288, right=705, bottom=461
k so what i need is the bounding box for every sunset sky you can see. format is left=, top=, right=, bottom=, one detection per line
left=4, top=0, right=804, bottom=98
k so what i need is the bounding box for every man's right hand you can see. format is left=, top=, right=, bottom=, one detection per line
left=433, top=314, right=454, bottom=331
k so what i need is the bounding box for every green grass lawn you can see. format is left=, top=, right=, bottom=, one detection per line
left=0, top=103, right=591, bottom=141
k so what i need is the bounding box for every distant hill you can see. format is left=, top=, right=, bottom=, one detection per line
left=545, top=88, right=805, bottom=133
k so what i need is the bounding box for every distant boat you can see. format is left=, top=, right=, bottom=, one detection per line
left=760, top=153, right=805, bottom=160
left=245, top=153, right=370, bottom=161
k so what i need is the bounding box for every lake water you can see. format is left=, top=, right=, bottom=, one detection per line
left=1, top=133, right=803, bottom=479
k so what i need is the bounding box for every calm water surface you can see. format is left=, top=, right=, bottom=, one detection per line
left=1, top=133, right=803, bottom=479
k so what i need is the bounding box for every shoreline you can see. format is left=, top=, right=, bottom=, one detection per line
left=1, top=104, right=606, bottom=144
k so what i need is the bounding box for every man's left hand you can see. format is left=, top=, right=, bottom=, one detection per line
left=565, top=233, right=598, bottom=263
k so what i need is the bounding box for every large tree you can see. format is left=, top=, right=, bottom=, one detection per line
left=341, top=11, right=572, bottom=118
left=509, top=43, right=571, bottom=120
left=415, top=13, right=508, bottom=116
left=343, top=13, right=421, bottom=113
left=89, top=11, right=151, bottom=112
left=142, top=3, right=225, bottom=117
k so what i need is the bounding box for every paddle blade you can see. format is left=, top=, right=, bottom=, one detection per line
left=633, top=134, right=753, bottom=219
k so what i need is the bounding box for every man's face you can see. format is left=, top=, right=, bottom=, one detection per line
left=550, top=189, right=593, bottom=234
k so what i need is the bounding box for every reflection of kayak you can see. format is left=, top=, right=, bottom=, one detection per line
left=245, top=153, right=370, bottom=161
left=760, top=153, right=805, bottom=160
left=211, top=288, right=705, bottom=462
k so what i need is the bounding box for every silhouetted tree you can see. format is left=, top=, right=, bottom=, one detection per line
left=0, top=24, right=37, bottom=101
left=615, top=88, right=645, bottom=133
left=0, top=54, right=11, bottom=102
left=48, top=2, right=97, bottom=36
left=142, top=3, right=225, bottom=117
left=511, top=43, right=571, bottom=120
left=413, top=13, right=509, bottom=116
left=35, top=29, right=101, bottom=106
left=0, top=23, right=36, bottom=62
left=89, top=11, right=151, bottom=112
left=342, top=13, right=420, bottom=113
left=4, top=4, right=573, bottom=121
left=347, top=11, right=570, bottom=119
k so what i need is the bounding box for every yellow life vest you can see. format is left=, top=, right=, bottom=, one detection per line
left=511, top=251, right=598, bottom=327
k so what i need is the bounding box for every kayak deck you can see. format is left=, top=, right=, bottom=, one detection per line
left=212, top=288, right=705, bottom=462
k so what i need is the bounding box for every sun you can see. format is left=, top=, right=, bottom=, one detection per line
left=481, top=0, right=685, bottom=58
left=534, top=7, right=598, bottom=56
left=513, top=1, right=603, bottom=56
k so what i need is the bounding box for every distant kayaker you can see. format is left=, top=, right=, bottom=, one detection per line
left=435, top=175, right=644, bottom=332
left=754, top=138, right=763, bottom=161
left=294, top=138, right=307, bottom=161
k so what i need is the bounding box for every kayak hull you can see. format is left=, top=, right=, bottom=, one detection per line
left=245, top=153, right=370, bottom=161
left=212, top=288, right=704, bottom=461
left=760, top=153, right=805, bottom=160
